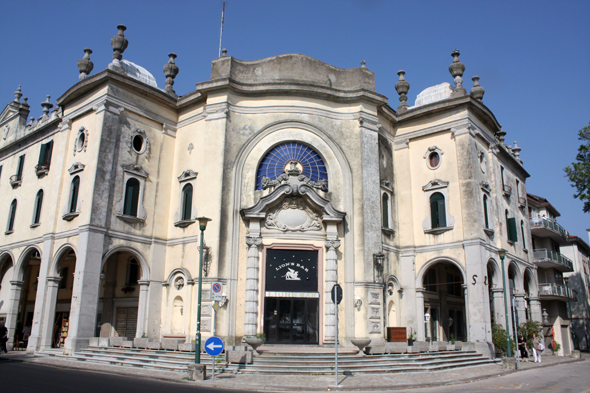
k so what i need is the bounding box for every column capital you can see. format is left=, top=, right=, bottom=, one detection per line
left=246, top=236, right=262, bottom=248
left=46, top=276, right=61, bottom=284
left=324, top=239, right=341, bottom=250
left=137, top=280, right=150, bottom=287
left=9, top=280, right=24, bottom=287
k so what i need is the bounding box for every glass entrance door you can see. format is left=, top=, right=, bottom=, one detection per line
left=264, top=298, right=319, bottom=344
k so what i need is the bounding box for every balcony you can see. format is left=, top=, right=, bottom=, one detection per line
left=529, top=217, right=569, bottom=244
left=518, top=196, right=527, bottom=208
left=503, top=184, right=512, bottom=196
left=35, top=163, right=49, bottom=177
left=9, top=174, right=22, bottom=188
left=533, top=249, right=574, bottom=272
left=539, top=283, right=578, bottom=302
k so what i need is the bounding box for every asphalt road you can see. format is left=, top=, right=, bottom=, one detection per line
left=0, top=362, right=247, bottom=393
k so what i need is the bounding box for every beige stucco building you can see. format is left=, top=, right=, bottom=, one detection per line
left=0, top=26, right=539, bottom=357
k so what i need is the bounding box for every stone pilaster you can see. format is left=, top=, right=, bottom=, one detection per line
left=244, top=237, right=262, bottom=337
left=37, top=277, right=61, bottom=352
left=5, top=280, right=23, bottom=351
left=135, top=280, right=150, bottom=338
left=324, top=239, right=340, bottom=344
left=416, top=288, right=425, bottom=340
left=529, top=297, right=542, bottom=323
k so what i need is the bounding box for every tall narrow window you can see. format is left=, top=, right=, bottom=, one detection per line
left=181, top=184, right=193, bottom=221
left=6, top=199, right=17, bottom=233
left=16, top=155, right=25, bottom=180
left=483, top=195, right=489, bottom=228
left=123, top=178, right=140, bottom=216
left=37, top=141, right=53, bottom=174
left=501, top=166, right=505, bottom=188
left=521, top=220, right=526, bottom=249
left=69, top=176, right=80, bottom=213
left=430, top=192, right=446, bottom=228
left=59, top=267, right=69, bottom=289
left=126, top=258, right=139, bottom=285
left=382, top=193, right=390, bottom=228
left=32, top=190, right=43, bottom=225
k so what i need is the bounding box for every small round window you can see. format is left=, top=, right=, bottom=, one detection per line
left=133, top=135, right=144, bottom=153
left=76, top=132, right=85, bottom=151
left=428, top=152, right=440, bottom=169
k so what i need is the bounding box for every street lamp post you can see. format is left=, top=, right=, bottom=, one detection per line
left=563, top=277, right=576, bottom=350
left=498, top=249, right=512, bottom=357
left=195, top=216, right=211, bottom=365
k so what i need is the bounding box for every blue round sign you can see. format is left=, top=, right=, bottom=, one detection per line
left=205, top=336, right=224, bottom=356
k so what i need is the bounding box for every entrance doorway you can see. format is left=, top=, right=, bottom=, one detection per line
left=264, top=298, right=319, bottom=344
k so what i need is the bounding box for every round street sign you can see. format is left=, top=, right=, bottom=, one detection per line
left=331, top=284, right=343, bottom=305
left=205, top=336, right=224, bottom=356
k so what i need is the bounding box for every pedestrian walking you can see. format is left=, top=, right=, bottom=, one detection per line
left=533, top=333, right=544, bottom=363
left=518, top=335, right=529, bottom=362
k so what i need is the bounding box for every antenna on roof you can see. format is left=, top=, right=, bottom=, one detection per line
left=218, top=2, right=226, bottom=58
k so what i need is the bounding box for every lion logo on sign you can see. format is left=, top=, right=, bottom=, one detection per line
left=282, top=268, right=301, bottom=281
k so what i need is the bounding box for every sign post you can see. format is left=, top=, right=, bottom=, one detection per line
left=331, top=284, right=343, bottom=386
left=205, top=336, right=224, bottom=381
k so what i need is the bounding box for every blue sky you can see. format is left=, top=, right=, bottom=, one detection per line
left=1, top=0, right=588, bottom=240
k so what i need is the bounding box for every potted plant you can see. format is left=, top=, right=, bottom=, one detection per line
left=407, top=331, right=416, bottom=346
left=244, top=333, right=266, bottom=354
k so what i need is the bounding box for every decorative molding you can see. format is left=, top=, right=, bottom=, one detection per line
left=174, top=219, right=195, bottom=228
left=67, top=162, right=85, bottom=174
left=422, top=179, right=449, bottom=192
left=129, top=129, right=150, bottom=155
left=122, top=164, right=148, bottom=178
left=380, top=180, right=393, bottom=192
left=423, top=146, right=444, bottom=159
left=480, top=181, right=492, bottom=194
left=324, top=239, right=341, bottom=250
left=62, top=211, right=80, bottom=221
left=265, top=197, right=322, bottom=232
left=484, top=228, right=495, bottom=236
left=245, top=236, right=262, bottom=248
left=177, top=169, right=198, bottom=182
left=73, top=127, right=88, bottom=156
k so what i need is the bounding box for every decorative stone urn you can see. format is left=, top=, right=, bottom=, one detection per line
left=77, top=48, right=94, bottom=81
left=351, top=338, right=372, bottom=355
left=470, top=76, right=485, bottom=100
left=449, top=49, right=466, bottom=96
left=109, top=24, right=128, bottom=71
left=244, top=337, right=265, bottom=354
left=163, top=53, right=179, bottom=97
left=395, top=70, right=410, bottom=113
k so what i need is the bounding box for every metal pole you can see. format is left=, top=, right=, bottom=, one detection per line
left=335, top=298, right=338, bottom=386
left=212, top=355, right=215, bottom=381
left=500, top=255, right=512, bottom=357
left=218, top=2, right=226, bottom=57
left=511, top=296, right=519, bottom=369
left=195, top=227, right=204, bottom=364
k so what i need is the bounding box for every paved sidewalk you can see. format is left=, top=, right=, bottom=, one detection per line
left=1, top=351, right=585, bottom=391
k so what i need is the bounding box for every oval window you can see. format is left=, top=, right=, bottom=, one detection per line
left=77, top=133, right=85, bottom=151
left=429, top=152, right=440, bottom=168
left=132, top=134, right=144, bottom=153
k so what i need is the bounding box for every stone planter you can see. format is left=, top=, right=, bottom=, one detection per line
left=162, top=338, right=180, bottom=351
left=351, top=338, right=371, bottom=355
left=109, top=337, right=124, bottom=347
left=134, top=338, right=149, bottom=349
left=179, top=343, right=196, bottom=352
left=244, top=337, right=265, bottom=354
left=147, top=341, right=162, bottom=350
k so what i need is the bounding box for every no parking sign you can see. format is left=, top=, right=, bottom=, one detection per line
left=210, top=281, right=222, bottom=301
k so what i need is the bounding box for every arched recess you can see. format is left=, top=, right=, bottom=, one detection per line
left=0, top=251, right=15, bottom=328
left=385, top=275, right=401, bottom=328
left=523, top=268, right=537, bottom=321
left=227, top=119, right=356, bottom=341
left=98, top=246, right=150, bottom=339
left=508, top=261, right=523, bottom=294
left=417, top=258, right=467, bottom=342
left=166, top=267, right=193, bottom=285
left=487, top=258, right=503, bottom=324
left=163, top=269, right=193, bottom=337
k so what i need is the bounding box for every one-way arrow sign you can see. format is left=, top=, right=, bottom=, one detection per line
left=204, top=336, right=224, bottom=356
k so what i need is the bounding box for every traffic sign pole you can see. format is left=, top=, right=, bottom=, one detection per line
left=331, top=284, right=342, bottom=386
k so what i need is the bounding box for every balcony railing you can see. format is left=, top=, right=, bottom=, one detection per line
left=503, top=185, right=512, bottom=196
left=533, top=249, right=574, bottom=271
left=539, top=283, right=578, bottom=301
left=9, top=174, right=22, bottom=188
left=529, top=217, right=568, bottom=239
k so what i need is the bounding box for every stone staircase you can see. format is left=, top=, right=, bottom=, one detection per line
left=43, top=345, right=500, bottom=375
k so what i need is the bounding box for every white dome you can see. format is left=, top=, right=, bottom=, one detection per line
left=413, top=82, right=452, bottom=107
left=121, top=59, right=158, bottom=88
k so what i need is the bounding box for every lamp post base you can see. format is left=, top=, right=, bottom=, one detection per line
left=187, top=364, right=207, bottom=381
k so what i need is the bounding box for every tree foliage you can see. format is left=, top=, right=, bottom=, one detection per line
left=564, top=122, right=590, bottom=213
left=517, top=320, right=542, bottom=348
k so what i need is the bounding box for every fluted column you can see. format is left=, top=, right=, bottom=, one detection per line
left=135, top=280, right=150, bottom=338
left=324, top=239, right=340, bottom=344
left=5, top=280, right=24, bottom=350
left=244, top=237, right=262, bottom=337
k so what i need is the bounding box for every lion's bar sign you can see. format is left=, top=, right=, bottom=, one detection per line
left=266, top=249, right=318, bottom=293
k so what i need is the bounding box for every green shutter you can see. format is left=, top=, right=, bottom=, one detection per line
left=45, top=141, right=53, bottom=167
left=182, top=185, right=193, bottom=220
left=70, top=177, right=79, bottom=213
left=124, top=179, right=140, bottom=217
left=437, top=198, right=446, bottom=227
left=430, top=197, right=439, bottom=228
left=508, top=217, right=518, bottom=242
left=38, top=144, right=47, bottom=165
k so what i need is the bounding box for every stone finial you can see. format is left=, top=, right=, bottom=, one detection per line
left=77, top=48, right=94, bottom=81
left=41, top=96, right=53, bottom=117
left=14, top=85, right=22, bottom=102
left=22, top=97, right=29, bottom=107
left=163, top=53, right=179, bottom=97
left=496, top=126, right=506, bottom=143
left=361, top=60, right=366, bottom=68
left=512, top=141, right=521, bottom=158
left=395, top=70, right=410, bottom=114
left=470, top=76, right=485, bottom=100
left=222, top=48, right=227, bottom=57
left=109, top=24, right=128, bottom=71
left=449, top=49, right=466, bottom=97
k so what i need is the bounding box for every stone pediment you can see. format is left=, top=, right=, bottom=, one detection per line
left=242, top=171, right=345, bottom=227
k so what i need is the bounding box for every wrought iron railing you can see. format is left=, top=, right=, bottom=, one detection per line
left=533, top=249, right=574, bottom=271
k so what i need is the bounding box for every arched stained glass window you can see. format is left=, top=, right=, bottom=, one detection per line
left=256, top=142, right=328, bottom=190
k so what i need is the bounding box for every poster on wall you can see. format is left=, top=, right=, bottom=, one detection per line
left=265, top=249, right=318, bottom=293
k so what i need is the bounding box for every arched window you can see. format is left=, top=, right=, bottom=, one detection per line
left=483, top=195, right=489, bottom=229
left=430, top=192, right=446, bottom=228
left=382, top=193, right=390, bottom=228
left=256, top=142, right=328, bottom=190
left=32, top=190, right=44, bottom=225
left=6, top=199, right=17, bottom=232
left=126, top=258, right=139, bottom=285
left=123, top=178, right=140, bottom=217
left=181, top=184, right=193, bottom=221
left=69, top=176, right=80, bottom=213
